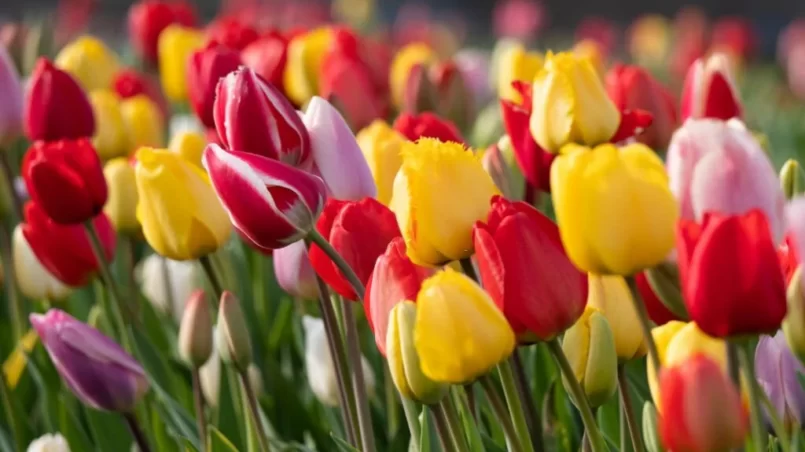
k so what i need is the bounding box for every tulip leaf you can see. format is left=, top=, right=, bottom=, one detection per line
left=331, top=433, right=361, bottom=452
left=215, top=367, right=246, bottom=450
left=208, top=426, right=240, bottom=452
left=58, top=394, right=93, bottom=452
left=0, top=427, right=13, bottom=452
left=451, top=386, right=485, bottom=452
left=84, top=408, right=132, bottom=451
left=150, top=403, right=178, bottom=452
left=149, top=378, right=201, bottom=448
left=480, top=433, right=507, bottom=452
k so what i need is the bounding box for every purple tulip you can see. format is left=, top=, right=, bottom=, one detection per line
left=274, top=240, right=318, bottom=299
left=30, top=309, right=149, bottom=412
left=755, top=331, right=805, bottom=429
left=0, top=46, right=23, bottom=146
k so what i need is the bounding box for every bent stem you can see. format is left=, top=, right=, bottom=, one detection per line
left=239, top=370, right=271, bottom=452
left=617, top=365, right=643, bottom=452
left=480, top=375, right=526, bottom=452
left=498, top=359, right=536, bottom=452
left=199, top=254, right=224, bottom=301
left=736, top=341, right=766, bottom=452
left=192, top=370, right=208, bottom=452
left=625, top=276, right=660, bottom=376
left=546, top=339, right=606, bottom=452
left=341, top=299, right=376, bottom=452
left=123, top=412, right=152, bottom=452
left=307, top=229, right=365, bottom=299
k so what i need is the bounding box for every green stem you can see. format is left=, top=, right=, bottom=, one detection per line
left=498, top=360, right=535, bottom=452
left=431, top=404, right=456, bottom=452
left=0, top=219, right=22, bottom=343
left=758, top=387, right=792, bottom=452
left=307, top=229, right=364, bottom=299
left=0, top=148, right=23, bottom=221
left=239, top=371, right=271, bottom=452
left=617, top=365, right=643, bottom=452
left=401, top=396, right=421, bottom=452
left=546, top=339, right=605, bottom=452
left=385, top=365, right=399, bottom=436
left=451, top=385, right=485, bottom=451
left=123, top=412, right=153, bottom=452
left=625, top=277, right=661, bottom=376
left=123, top=237, right=140, bottom=320
left=727, top=342, right=741, bottom=387
left=480, top=375, right=525, bottom=452
left=511, top=351, right=544, bottom=452
left=442, top=395, right=469, bottom=452
left=199, top=254, right=224, bottom=300
left=192, top=370, right=208, bottom=452
left=737, top=341, right=766, bottom=452
left=0, top=373, right=21, bottom=450
left=341, top=299, right=376, bottom=452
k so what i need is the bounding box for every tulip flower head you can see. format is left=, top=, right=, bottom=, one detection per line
left=206, top=16, right=259, bottom=51
left=241, top=31, right=289, bottom=93
left=178, top=290, right=213, bottom=368
left=128, top=0, right=197, bottom=65
left=12, top=225, right=72, bottom=301
left=680, top=53, right=742, bottom=121
left=273, top=240, right=318, bottom=299
left=495, top=43, right=543, bottom=103
left=55, top=35, right=122, bottom=92
left=121, top=94, right=166, bottom=151
left=158, top=24, right=205, bottom=102
left=89, top=90, right=130, bottom=160
left=755, top=332, right=805, bottom=429
left=356, top=120, right=406, bottom=205
left=561, top=306, right=618, bottom=408
left=587, top=275, right=647, bottom=361
left=103, top=158, right=139, bottom=234
left=392, top=112, right=464, bottom=144
left=27, top=433, right=70, bottom=452
left=390, top=43, right=437, bottom=109
left=283, top=27, right=334, bottom=107
left=187, top=41, right=242, bottom=129
left=0, top=46, right=23, bottom=146
left=113, top=69, right=168, bottom=118
left=217, top=291, right=252, bottom=372
left=168, top=130, right=207, bottom=169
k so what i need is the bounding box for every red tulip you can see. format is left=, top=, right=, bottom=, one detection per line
left=128, top=0, right=197, bottom=65
left=392, top=112, right=464, bottom=144
left=711, top=17, right=757, bottom=60
left=606, top=64, right=678, bottom=149
left=23, top=139, right=107, bottom=225
left=680, top=54, right=742, bottom=121
left=634, top=272, right=680, bottom=326
left=187, top=41, right=242, bottom=128
left=21, top=202, right=116, bottom=287
left=112, top=69, right=168, bottom=119
left=474, top=196, right=588, bottom=341
left=779, top=234, right=799, bottom=286
left=500, top=81, right=555, bottom=192
left=677, top=209, right=787, bottom=337
left=24, top=58, right=95, bottom=141
left=241, top=31, right=289, bottom=95
left=206, top=16, right=259, bottom=51
left=309, top=198, right=401, bottom=301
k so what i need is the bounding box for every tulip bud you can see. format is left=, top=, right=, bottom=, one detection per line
left=432, top=61, right=474, bottom=132
left=680, top=53, right=742, bottom=121
left=158, top=24, right=205, bottom=102
left=241, top=31, right=289, bottom=92
left=26, top=433, right=70, bottom=452
left=390, top=43, right=436, bottom=110
left=178, top=290, right=213, bottom=368
left=89, top=90, right=130, bottom=160
left=642, top=262, right=688, bottom=320
left=187, top=42, right=241, bottom=128
left=560, top=306, right=618, bottom=408
left=0, top=46, right=23, bottom=146
left=387, top=301, right=448, bottom=404
left=103, top=158, right=139, bottom=234
left=128, top=0, right=198, bottom=65
left=356, top=120, right=406, bottom=206
left=641, top=402, right=665, bottom=452
left=781, top=159, right=805, bottom=200
left=24, top=58, right=95, bottom=141
left=283, top=27, right=333, bottom=107
left=783, top=266, right=805, bottom=363
left=55, top=35, right=122, bottom=92
left=199, top=332, right=221, bottom=406
left=121, top=94, right=165, bottom=150
left=137, top=254, right=204, bottom=321
left=168, top=130, right=206, bottom=169
left=12, top=225, right=72, bottom=301
left=755, top=331, right=805, bottom=429
left=393, top=112, right=465, bottom=144
left=480, top=140, right=525, bottom=200
left=273, top=240, right=318, bottom=299
left=401, top=62, right=438, bottom=115
left=587, top=275, right=647, bottom=361
left=216, top=291, right=252, bottom=372
left=247, top=364, right=264, bottom=398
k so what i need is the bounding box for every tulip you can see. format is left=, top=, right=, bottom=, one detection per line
left=414, top=269, right=515, bottom=383
left=711, top=17, right=757, bottom=61
left=474, top=196, right=587, bottom=341
left=677, top=209, right=787, bottom=338
left=402, top=61, right=438, bottom=115
left=680, top=53, right=742, bottom=121
left=587, top=274, right=647, bottom=361
left=659, top=355, right=747, bottom=452
left=241, top=31, right=289, bottom=92
left=217, top=291, right=252, bottom=372
left=135, top=147, right=232, bottom=260
left=573, top=40, right=607, bottom=76
left=495, top=43, right=542, bottom=103
left=89, top=90, right=130, bottom=160
left=781, top=159, right=805, bottom=200
left=54, top=35, right=121, bottom=92
left=128, top=0, right=197, bottom=65
left=31, top=309, right=149, bottom=412
left=112, top=69, right=168, bottom=119
left=23, top=138, right=108, bottom=225
left=481, top=140, right=525, bottom=200
left=206, top=17, right=258, bottom=51
left=0, top=46, right=23, bottom=146
left=453, top=49, right=493, bottom=107
left=283, top=27, right=333, bottom=107
left=784, top=266, right=805, bottom=363
left=187, top=42, right=242, bottom=129
left=27, top=433, right=70, bottom=452
left=24, top=58, right=95, bottom=141
left=561, top=306, right=618, bottom=408
left=302, top=97, right=377, bottom=200
left=121, top=94, right=165, bottom=152
left=103, top=158, right=139, bottom=233
left=309, top=198, right=401, bottom=300
left=273, top=240, right=318, bottom=299
left=178, top=290, right=213, bottom=368
left=390, top=43, right=436, bottom=110
left=431, top=61, right=475, bottom=131
left=666, top=118, right=785, bottom=242
left=158, top=24, right=205, bottom=102
left=202, top=143, right=325, bottom=251
left=390, top=138, right=500, bottom=266
left=387, top=301, right=448, bottom=404
left=628, top=15, right=671, bottom=66
left=168, top=130, right=206, bottom=169
left=392, top=112, right=464, bottom=144
left=356, top=120, right=406, bottom=205
left=606, top=64, right=678, bottom=149
left=755, top=331, right=805, bottom=429
left=137, top=253, right=204, bottom=320
left=529, top=52, right=620, bottom=153
left=214, top=67, right=311, bottom=167
left=551, top=142, right=678, bottom=275
left=199, top=332, right=222, bottom=405
left=12, top=225, right=72, bottom=301
left=635, top=272, right=681, bottom=326
left=641, top=402, right=664, bottom=452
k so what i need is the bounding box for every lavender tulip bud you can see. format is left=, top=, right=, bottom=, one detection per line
left=217, top=291, right=252, bottom=372
left=178, top=290, right=213, bottom=368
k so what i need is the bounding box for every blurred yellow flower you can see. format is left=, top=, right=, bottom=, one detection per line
left=121, top=94, right=165, bottom=152
left=158, top=25, right=205, bottom=102
left=168, top=130, right=207, bottom=169
left=55, top=35, right=121, bottom=92
left=284, top=27, right=333, bottom=107
left=587, top=274, right=647, bottom=361
left=356, top=120, right=406, bottom=205
left=496, top=43, right=543, bottom=103
left=89, top=90, right=129, bottom=160
left=103, top=158, right=139, bottom=233
left=561, top=306, right=618, bottom=408
left=390, top=43, right=436, bottom=109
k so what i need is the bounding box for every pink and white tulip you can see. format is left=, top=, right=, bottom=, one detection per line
left=274, top=240, right=318, bottom=299
left=679, top=53, right=742, bottom=121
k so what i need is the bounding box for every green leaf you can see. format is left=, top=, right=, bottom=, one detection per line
left=451, top=386, right=485, bottom=452
left=214, top=367, right=245, bottom=451
left=150, top=402, right=179, bottom=452
left=208, top=427, right=240, bottom=452
left=331, top=433, right=361, bottom=452
left=480, top=433, right=507, bottom=452
left=84, top=408, right=131, bottom=451
left=149, top=378, right=201, bottom=449
left=58, top=395, right=93, bottom=452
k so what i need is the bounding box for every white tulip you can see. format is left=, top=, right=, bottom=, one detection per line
left=137, top=254, right=203, bottom=321
left=198, top=329, right=264, bottom=407
left=13, top=225, right=72, bottom=301
left=27, top=433, right=70, bottom=452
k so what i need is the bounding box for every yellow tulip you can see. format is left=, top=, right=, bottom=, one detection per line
left=572, top=40, right=606, bottom=77
left=390, top=43, right=436, bottom=109
left=55, top=35, right=121, bottom=92
left=390, top=138, right=500, bottom=266
left=168, top=130, right=207, bottom=169
left=587, top=274, right=647, bottom=361
left=283, top=27, right=333, bottom=107
left=103, top=158, right=139, bottom=233
left=551, top=143, right=678, bottom=275
left=121, top=94, right=165, bottom=152
left=89, top=90, right=129, bottom=160
left=158, top=25, right=205, bottom=102
left=529, top=51, right=620, bottom=153
left=496, top=43, right=543, bottom=103
left=3, top=330, right=39, bottom=389
left=356, top=120, right=406, bottom=205
left=561, top=306, right=618, bottom=408
left=414, top=269, right=515, bottom=383
left=135, top=147, right=232, bottom=260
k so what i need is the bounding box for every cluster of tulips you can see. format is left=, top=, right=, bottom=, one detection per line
left=2, top=1, right=805, bottom=452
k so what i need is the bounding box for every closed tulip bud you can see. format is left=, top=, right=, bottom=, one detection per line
left=530, top=52, right=620, bottom=153
left=178, top=290, right=213, bottom=368
left=391, top=139, right=499, bottom=266
left=121, top=94, right=165, bottom=150
left=23, top=139, right=108, bottom=225
left=24, top=58, right=95, bottom=141
left=496, top=43, right=543, bottom=103
left=755, top=331, right=805, bottom=429
left=356, top=120, right=406, bottom=205
left=89, top=90, right=130, bottom=160
left=12, top=225, right=72, bottom=301
left=587, top=275, right=647, bottom=361
left=781, top=159, right=805, bottom=200
left=659, top=355, right=747, bottom=452
left=187, top=42, right=242, bottom=128
left=31, top=309, right=149, bottom=412
left=401, top=62, right=438, bottom=115
left=241, top=31, right=289, bottom=93
left=158, top=25, right=205, bottom=102
left=0, top=46, right=23, bottom=146
left=680, top=53, right=742, bottom=121
left=390, top=43, right=436, bottom=110
left=216, top=291, right=252, bottom=372
left=636, top=270, right=685, bottom=326
left=55, top=35, right=121, bottom=92
left=387, top=301, right=448, bottom=404
left=551, top=143, right=678, bottom=275
left=414, top=269, right=515, bottom=383
left=560, top=306, right=618, bottom=408
left=202, top=143, right=325, bottom=251
left=214, top=67, right=312, bottom=167
left=393, top=112, right=465, bottom=144
left=273, top=240, right=318, bottom=299
left=283, top=27, right=333, bottom=107
left=199, top=333, right=221, bottom=405
left=137, top=253, right=204, bottom=320
left=168, top=130, right=206, bottom=168
left=26, top=433, right=70, bottom=452
left=475, top=196, right=588, bottom=341
left=432, top=61, right=474, bottom=131
left=642, top=402, right=664, bottom=452
left=103, top=158, right=139, bottom=233
left=480, top=139, right=525, bottom=200
left=135, top=147, right=232, bottom=260
left=128, top=0, right=197, bottom=65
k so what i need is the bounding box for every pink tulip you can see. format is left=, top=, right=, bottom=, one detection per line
left=680, top=53, right=742, bottom=121
left=274, top=240, right=318, bottom=299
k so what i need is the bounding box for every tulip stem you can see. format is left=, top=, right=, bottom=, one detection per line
left=758, top=386, right=792, bottom=452
left=617, top=365, right=643, bottom=452
left=0, top=149, right=22, bottom=221
left=480, top=375, right=526, bottom=452
left=123, top=412, right=152, bottom=452
left=625, top=277, right=661, bottom=376
left=736, top=341, right=766, bottom=452
left=546, top=339, right=606, bottom=452
left=199, top=255, right=224, bottom=300
left=0, top=219, right=22, bottom=343
left=498, top=360, right=536, bottom=452
left=451, top=385, right=485, bottom=450
left=342, top=299, right=377, bottom=452
left=307, top=229, right=365, bottom=299
left=442, top=395, right=470, bottom=451
left=459, top=258, right=477, bottom=281
left=727, top=342, right=741, bottom=387
left=239, top=370, right=271, bottom=452
left=431, top=404, right=457, bottom=452
left=401, top=397, right=421, bottom=451
left=192, top=370, right=208, bottom=451
left=511, top=351, right=544, bottom=452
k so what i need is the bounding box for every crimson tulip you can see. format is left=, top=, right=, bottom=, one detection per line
left=711, top=17, right=757, bottom=60
left=677, top=209, right=787, bottom=338
left=23, top=139, right=107, bottom=225
left=474, top=196, right=588, bottom=341
left=392, top=112, right=464, bottom=144
left=309, top=198, right=401, bottom=301
left=21, top=202, right=116, bottom=287
left=680, top=53, right=742, bottom=121
left=241, top=31, right=289, bottom=95
left=187, top=41, right=242, bottom=128
left=24, top=58, right=95, bottom=141
left=635, top=272, right=680, bottom=326
left=206, top=16, right=259, bottom=51
left=128, top=0, right=197, bottom=65
left=780, top=233, right=799, bottom=286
